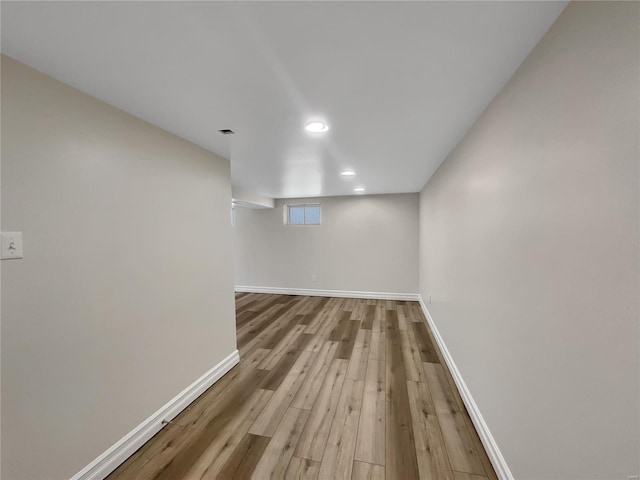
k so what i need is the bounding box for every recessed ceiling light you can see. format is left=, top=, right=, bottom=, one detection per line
left=305, top=122, right=329, bottom=133
left=354, top=187, right=365, bottom=193
left=341, top=170, right=355, bottom=176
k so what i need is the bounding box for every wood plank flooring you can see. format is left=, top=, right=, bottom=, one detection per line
left=108, top=293, right=497, bottom=480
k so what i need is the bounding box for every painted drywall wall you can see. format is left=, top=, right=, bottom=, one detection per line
left=234, top=194, right=419, bottom=295
left=419, top=2, right=639, bottom=479
left=232, top=186, right=274, bottom=209
left=0, top=56, right=3, bottom=480
left=1, top=56, right=237, bottom=479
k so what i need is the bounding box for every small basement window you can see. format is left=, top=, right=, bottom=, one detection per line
left=285, top=204, right=321, bottom=225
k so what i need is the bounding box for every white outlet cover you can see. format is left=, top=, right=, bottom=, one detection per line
left=1, top=231, right=24, bottom=260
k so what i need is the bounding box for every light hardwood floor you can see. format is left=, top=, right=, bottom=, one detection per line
left=108, top=293, right=497, bottom=480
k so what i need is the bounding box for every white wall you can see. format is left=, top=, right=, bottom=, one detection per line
left=234, top=194, right=419, bottom=295
left=232, top=186, right=274, bottom=209
left=1, top=56, right=237, bottom=479
left=0, top=55, right=3, bottom=479
left=419, top=2, right=639, bottom=479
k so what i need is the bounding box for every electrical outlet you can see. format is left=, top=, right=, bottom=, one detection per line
left=1, top=232, right=23, bottom=260
left=311, top=274, right=317, bottom=282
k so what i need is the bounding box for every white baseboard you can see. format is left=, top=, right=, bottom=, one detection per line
left=418, top=297, right=513, bottom=480
left=235, top=285, right=419, bottom=301
left=70, top=349, right=240, bottom=480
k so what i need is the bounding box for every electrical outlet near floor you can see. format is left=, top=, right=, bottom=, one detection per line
left=311, top=274, right=317, bottom=282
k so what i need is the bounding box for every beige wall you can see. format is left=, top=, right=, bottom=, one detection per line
left=419, top=2, right=639, bottom=479
left=234, top=194, right=419, bottom=294
left=0, top=57, right=3, bottom=479
left=1, top=56, right=237, bottom=479
left=232, top=186, right=274, bottom=209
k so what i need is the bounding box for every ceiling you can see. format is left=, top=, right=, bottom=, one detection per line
left=1, top=1, right=566, bottom=199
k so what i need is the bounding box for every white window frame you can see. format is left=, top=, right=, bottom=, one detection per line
left=284, top=203, right=321, bottom=225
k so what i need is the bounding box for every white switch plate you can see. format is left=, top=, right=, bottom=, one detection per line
left=1, top=232, right=23, bottom=260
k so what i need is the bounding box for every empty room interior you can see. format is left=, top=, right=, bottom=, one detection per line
left=1, top=1, right=639, bottom=479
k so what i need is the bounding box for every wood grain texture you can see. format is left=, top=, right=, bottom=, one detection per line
left=352, top=461, right=385, bottom=480
left=139, top=370, right=271, bottom=479
left=262, top=333, right=314, bottom=390
left=368, top=308, right=386, bottom=362
left=411, top=320, right=441, bottom=364
left=385, top=308, right=420, bottom=479
left=217, top=433, right=270, bottom=480
left=285, top=457, right=320, bottom=480
left=252, top=407, right=310, bottom=479
left=400, top=329, right=427, bottom=383
left=361, top=304, right=375, bottom=330
left=291, top=340, right=339, bottom=410
left=107, top=293, right=496, bottom=480
left=425, top=362, right=488, bottom=476
left=107, top=424, right=195, bottom=480
left=184, top=388, right=274, bottom=478
left=346, top=328, right=371, bottom=381
left=354, top=374, right=385, bottom=466
left=336, top=320, right=362, bottom=360
left=328, top=310, right=351, bottom=341
left=259, top=324, right=307, bottom=370
left=318, top=378, right=365, bottom=480
left=453, top=471, right=490, bottom=480
left=294, top=359, right=348, bottom=461
left=249, top=350, right=315, bottom=437
left=407, top=380, right=454, bottom=480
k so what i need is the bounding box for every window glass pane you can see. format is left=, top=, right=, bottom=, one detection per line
left=305, top=205, right=320, bottom=224
left=288, top=205, right=305, bottom=224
